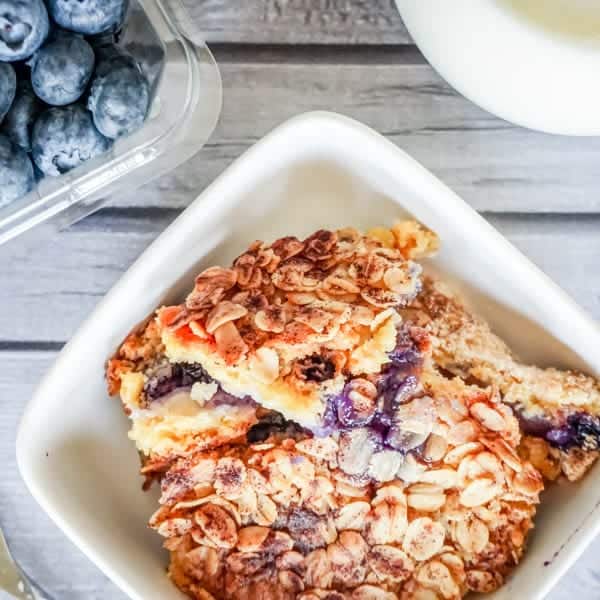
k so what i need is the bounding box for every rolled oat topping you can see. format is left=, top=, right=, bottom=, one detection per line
left=177, top=228, right=422, bottom=360
left=151, top=419, right=539, bottom=600
left=154, top=227, right=429, bottom=431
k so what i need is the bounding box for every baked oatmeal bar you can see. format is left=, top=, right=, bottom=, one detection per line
left=106, top=221, right=600, bottom=599
left=150, top=364, right=542, bottom=600
left=106, top=222, right=436, bottom=465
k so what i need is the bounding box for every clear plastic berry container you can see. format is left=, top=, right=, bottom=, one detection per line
left=0, top=0, right=222, bottom=246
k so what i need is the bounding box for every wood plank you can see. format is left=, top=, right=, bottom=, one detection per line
left=0, top=213, right=599, bottom=343
left=182, top=0, right=411, bottom=45
left=114, top=56, right=600, bottom=214
left=0, top=348, right=599, bottom=599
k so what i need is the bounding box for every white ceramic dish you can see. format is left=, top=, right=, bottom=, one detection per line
left=396, top=0, right=600, bottom=136
left=17, top=112, right=600, bottom=600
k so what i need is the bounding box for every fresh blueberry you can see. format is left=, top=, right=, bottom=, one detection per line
left=94, top=43, right=139, bottom=76
left=47, top=0, right=128, bottom=36
left=31, top=105, right=111, bottom=176
left=0, top=0, right=49, bottom=61
left=1, top=80, right=43, bottom=151
left=0, top=62, right=16, bottom=124
left=88, top=60, right=149, bottom=139
left=28, top=32, right=95, bottom=106
left=0, top=134, right=34, bottom=207
left=86, top=30, right=120, bottom=49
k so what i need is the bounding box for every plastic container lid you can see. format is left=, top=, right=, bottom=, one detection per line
left=0, top=0, right=222, bottom=246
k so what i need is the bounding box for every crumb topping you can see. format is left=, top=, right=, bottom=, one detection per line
left=410, top=276, right=600, bottom=477
left=158, top=226, right=427, bottom=367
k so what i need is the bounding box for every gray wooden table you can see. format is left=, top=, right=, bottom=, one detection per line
left=2, top=2, right=600, bottom=598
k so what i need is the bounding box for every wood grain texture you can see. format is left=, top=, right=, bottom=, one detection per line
left=181, top=0, right=411, bottom=45
left=0, top=213, right=599, bottom=344
left=110, top=55, right=600, bottom=214
left=0, top=348, right=598, bottom=600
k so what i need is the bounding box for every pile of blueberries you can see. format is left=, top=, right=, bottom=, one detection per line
left=0, top=0, right=150, bottom=207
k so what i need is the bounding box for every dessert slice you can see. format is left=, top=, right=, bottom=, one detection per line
left=149, top=359, right=543, bottom=600
left=408, top=277, right=600, bottom=481
left=157, top=226, right=432, bottom=433
left=106, top=221, right=440, bottom=465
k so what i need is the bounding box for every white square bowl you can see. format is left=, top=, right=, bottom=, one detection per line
left=17, top=111, right=600, bottom=600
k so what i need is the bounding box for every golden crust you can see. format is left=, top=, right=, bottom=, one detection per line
left=411, top=277, right=600, bottom=416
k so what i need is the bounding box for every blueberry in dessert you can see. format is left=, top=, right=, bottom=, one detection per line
left=107, top=318, right=260, bottom=461
left=0, top=0, right=49, bottom=61
left=31, top=104, right=111, bottom=176
left=1, top=81, right=44, bottom=152
left=47, top=0, right=128, bottom=36
left=88, top=53, right=149, bottom=139
left=29, top=31, right=95, bottom=106
left=0, top=62, right=16, bottom=124
left=152, top=401, right=541, bottom=600
left=0, top=134, right=34, bottom=208
left=93, top=43, right=138, bottom=75
left=107, top=221, right=600, bottom=599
